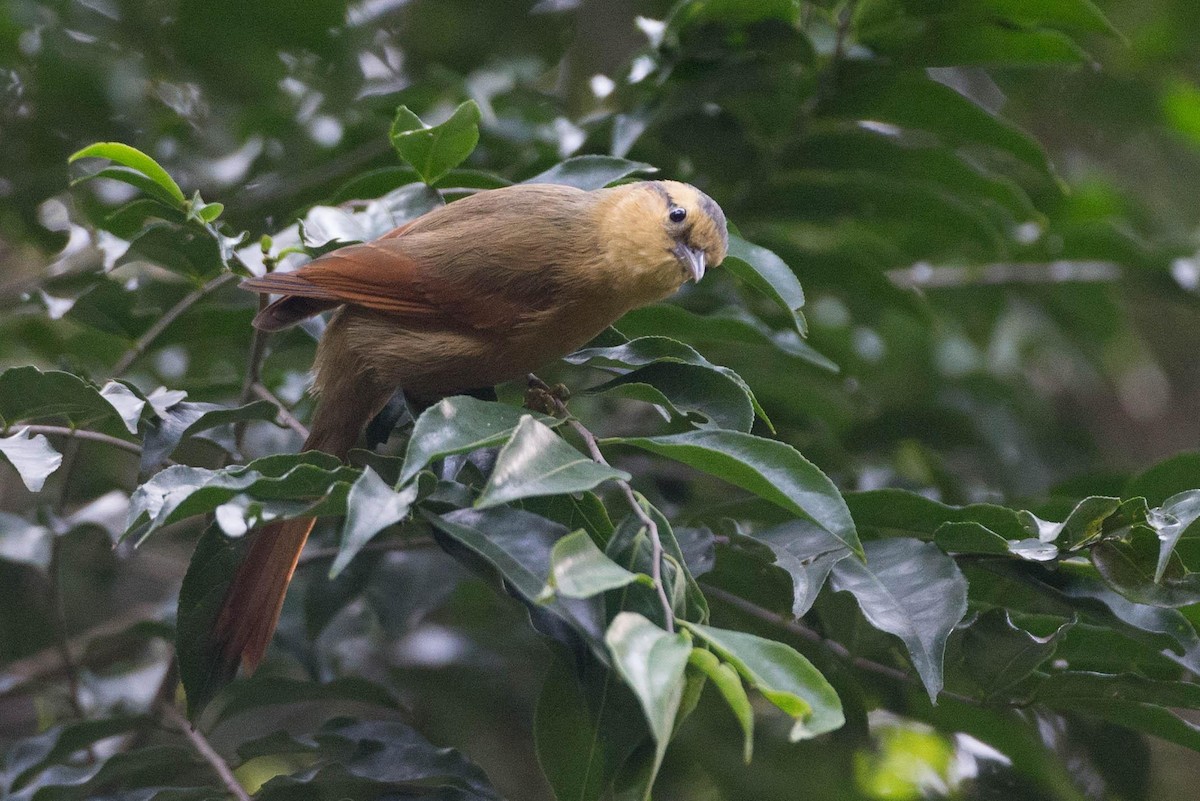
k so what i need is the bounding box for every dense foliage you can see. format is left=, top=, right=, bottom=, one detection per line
left=4, top=0, right=1200, bottom=799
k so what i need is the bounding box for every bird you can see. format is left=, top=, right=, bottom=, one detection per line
left=213, top=179, right=728, bottom=679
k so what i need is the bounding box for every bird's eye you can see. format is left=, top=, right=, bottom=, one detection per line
left=669, top=207, right=687, bottom=223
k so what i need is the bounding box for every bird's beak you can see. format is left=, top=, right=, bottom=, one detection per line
left=674, top=243, right=706, bottom=283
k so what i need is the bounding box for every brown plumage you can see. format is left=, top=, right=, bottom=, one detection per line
left=215, top=179, right=728, bottom=676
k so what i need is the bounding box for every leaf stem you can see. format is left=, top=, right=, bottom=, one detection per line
left=528, top=374, right=675, bottom=633
left=160, top=701, right=251, bottom=801
left=112, top=271, right=237, bottom=376
left=13, top=425, right=141, bottom=455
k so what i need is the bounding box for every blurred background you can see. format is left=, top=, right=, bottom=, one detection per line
left=3, top=0, right=1200, bottom=799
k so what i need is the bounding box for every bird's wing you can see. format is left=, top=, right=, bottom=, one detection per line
left=241, top=237, right=544, bottom=332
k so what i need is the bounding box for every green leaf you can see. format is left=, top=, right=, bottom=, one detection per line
left=124, top=453, right=358, bottom=545
left=547, top=529, right=646, bottom=599
left=605, top=612, right=692, bottom=800
left=679, top=621, right=844, bottom=740
left=947, top=610, right=1071, bottom=699
left=475, top=416, right=628, bottom=509
left=535, top=649, right=643, bottom=801
left=176, top=522, right=242, bottom=716
left=829, top=538, right=968, bottom=701
left=607, top=498, right=709, bottom=625
left=140, top=399, right=280, bottom=469
left=724, top=236, right=807, bottom=336
left=389, top=101, right=481, bottom=185
left=1126, top=451, right=1200, bottom=507
left=609, top=429, right=861, bottom=558
left=588, top=362, right=755, bottom=433
left=0, top=430, right=62, bottom=492
left=241, top=719, right=503, bottom=800
left=1091, top=526, right=1200, bottom=608
left=1148, top=490, right=1200, bottom=583
left=847, top=488, right=1027, bottom=541
left=824, top=70, right=1051, bottom=175
left=618, top=304, right=838, bottom=372
left=0, top=366, right=137, bottom=439
left=400, top=396, right=555, bottom=485
left=117, top=222, right=228, bottom=280
left=69, top=142, right=186, bottom=206
left=70, top=165, right=187, bottom=209
left=330, top=467, right=419, bottom=578
left=754, top=519, right=853, bottom=617
left=206, top=676, right=400, bottom=728
left=688, top=647, right=754, bottom=763
left=525, top=155, right=655, bottom=191
left=427, top=506, right=607, bottom=652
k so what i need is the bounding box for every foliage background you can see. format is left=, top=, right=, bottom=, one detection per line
left=3, top=0, right=1200, bottom=799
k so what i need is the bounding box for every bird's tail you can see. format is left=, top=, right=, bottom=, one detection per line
left=209, top=345, right=390, bottom=677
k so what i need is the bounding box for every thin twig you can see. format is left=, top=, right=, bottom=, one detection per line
left=113, top=272, right=238, bottom=376
left=701, top=582, right=982, bottom=707
left=250, top=382, right=310, bottom=440
left=160, top=702, right=251, bottom=801
left=235, top=296, right=272, bottom=452
left=12, top=425, right=141, bottom=455
left=49, top=439, right=90, bottom=722
left=528, top=374, right=675, bottom=633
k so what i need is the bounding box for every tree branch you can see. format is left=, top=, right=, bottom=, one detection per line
left=113, top=272, right=237, bottom=376
left=250, top=382, right=309, bottom=440
left=14, top=425, right=141, bottom=455
left=528, top=375, right=675, bottom=633
left=160, top=702, right=251, bottom=801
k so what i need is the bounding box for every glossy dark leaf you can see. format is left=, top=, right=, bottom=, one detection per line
left=329, top=467, right=418, bottom=578
left=611, top=430, right=861, bottom=558
left=525, top=155, right=655, bottom=190
left=124, top=453, right=358, bottom=545
left=588, top=361, right=755, bottom=432
left=400, top=396, right=554, bottom=485
left=475, top=416, right=628, bottom=509
left=605, top=612, right=692, bottom=800
left=140, top=399, right=279, bottom=470
left=724, top=235, right=806, bottom=336
left=947, top=610, right=1072, bottom=699
left=245, top=718, right=502, bottom=800
left=829, top=538, right=969, bottom=701
left=753, top=518, right=853, bottom=618
left=1092, top=526, right=1200, bottom=608
left=427, top=506, right=607, bottom=654
left=547, top=529, right=646, bottom=599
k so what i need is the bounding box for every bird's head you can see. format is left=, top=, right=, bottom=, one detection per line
left=597, top=180, right=728, bottom=292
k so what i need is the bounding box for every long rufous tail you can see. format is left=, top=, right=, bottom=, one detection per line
left=210, top=353, right=391, bottom=677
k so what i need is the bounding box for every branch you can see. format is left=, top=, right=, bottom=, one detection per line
left=700, top=583, right=982, bottom=707
left=528, top=375, right=675, bottom=633
left=113, top=272, right=237, bottom=376
left=250, top=383, right=309, bottom=440
left=160, top=702, right=251, bottom=801
left=15, top=425, right=141, bottom=455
